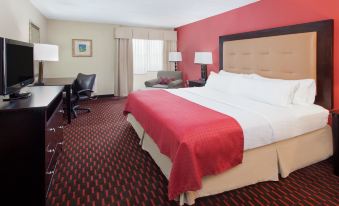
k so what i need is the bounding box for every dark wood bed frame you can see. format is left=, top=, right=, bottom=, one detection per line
left=219, top=19, right=334, bottom=110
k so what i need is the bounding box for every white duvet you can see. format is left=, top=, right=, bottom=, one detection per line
left=167, top=87, right=329, bottom=150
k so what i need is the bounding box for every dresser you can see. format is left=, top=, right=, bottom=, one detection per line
left=0, top=86, right=64, bottom=206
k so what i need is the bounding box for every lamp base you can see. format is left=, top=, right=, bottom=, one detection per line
left=201, top=64, right=207, bottom=81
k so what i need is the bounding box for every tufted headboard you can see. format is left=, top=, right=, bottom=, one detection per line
left=219, top=20, right=333, bottom=109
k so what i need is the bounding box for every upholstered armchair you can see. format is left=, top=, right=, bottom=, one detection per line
left=145, top=71, right=183, bottom=89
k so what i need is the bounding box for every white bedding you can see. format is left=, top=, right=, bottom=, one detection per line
left=167, top=87, right=329, bottom=150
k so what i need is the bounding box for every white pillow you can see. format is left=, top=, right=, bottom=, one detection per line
left=208, top=71, right=299, bottom=106
left=252, top=74, right=316, bottom=105
left=205, top=72, right=233, bottom=93
left=292, top=79, right=316, bottom=105
left=205, top=71, right=220, bottom=90
left=232, top=77, right=298, bottom=106
left=218, top=70, right=257, bottom=79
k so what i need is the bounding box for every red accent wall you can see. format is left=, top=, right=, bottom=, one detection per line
left=176, top=0, right=339, bottom=108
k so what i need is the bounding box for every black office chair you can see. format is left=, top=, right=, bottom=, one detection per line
left=71, top=73, right=96, bottom=118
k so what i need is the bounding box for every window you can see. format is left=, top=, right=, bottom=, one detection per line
left=133, top=39, right=164, bottom=74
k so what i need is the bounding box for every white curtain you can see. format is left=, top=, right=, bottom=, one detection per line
left=114, top=38, right=133, bottom=97
left=163, top=40, right=177, bottom=71
left=133, top=39, right=164, bottom=74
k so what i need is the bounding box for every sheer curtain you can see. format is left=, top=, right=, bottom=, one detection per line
left=114, top=27, right=177, bottom=95
left=133, top=39, right=164, bottom=74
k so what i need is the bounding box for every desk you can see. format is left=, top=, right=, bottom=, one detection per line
left=43, top=78, right=75, bottom=124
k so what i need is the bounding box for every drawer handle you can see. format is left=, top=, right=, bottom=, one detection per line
left=46, top=144, right=55, bottom=153
left=58, top=109, right=64, bottom=113
left=46, top=170, right=54, bottom=175
left=56, top=141, right=64, bottom=146
left=48, top=128, right=56, bottom=132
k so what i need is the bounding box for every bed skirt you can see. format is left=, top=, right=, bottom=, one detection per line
left=127, top=114, right=333, bottom=205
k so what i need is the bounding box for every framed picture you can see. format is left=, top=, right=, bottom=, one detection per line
left=29, top=22, right=40, bottom=44
left=29, top=22, right=40, bottom=78
left=72, top=39, right=92, bottom=57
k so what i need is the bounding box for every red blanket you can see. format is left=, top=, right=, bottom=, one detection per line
left=124, top=90, right=244, bottom=200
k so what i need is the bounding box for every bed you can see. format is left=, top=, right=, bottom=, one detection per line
left=125, top=19, right=334, bottom=205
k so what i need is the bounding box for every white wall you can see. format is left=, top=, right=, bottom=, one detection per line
left=0, top=1, right=176, bottom=95
left=45, top=20, right=116, bottom=95
left=0, top=0, right=47, bottom=100
left=0, top=0, right=47, bottom=42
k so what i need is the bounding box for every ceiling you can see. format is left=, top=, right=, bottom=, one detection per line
left=30, top=0, right=259, bottom=28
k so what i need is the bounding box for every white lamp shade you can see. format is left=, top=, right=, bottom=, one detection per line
left=34, top=43, right=59, bottom=61
left=168, top=52, right=182, bottom=62
left=194, top=52, right=212, bottom=64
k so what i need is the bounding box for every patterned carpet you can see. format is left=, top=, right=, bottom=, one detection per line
left=47, top=98, right=339, bottom=206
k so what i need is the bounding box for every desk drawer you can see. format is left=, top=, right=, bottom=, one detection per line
left=45, top=143, right=62, bottom=195
left=45, top=107, right=64, bottom=167
left=45, top=101, right=64, bottom=196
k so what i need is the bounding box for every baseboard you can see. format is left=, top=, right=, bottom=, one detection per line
left=96, top=94, right=115, bottom=98
left=94, top=94, right=127, bottom=100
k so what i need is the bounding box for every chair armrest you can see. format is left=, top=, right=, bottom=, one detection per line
left=76, top=89, right=94, bottom=98
left=168, top=80, right=183, bottom=88
left=145, top=78, right=160, bottom=87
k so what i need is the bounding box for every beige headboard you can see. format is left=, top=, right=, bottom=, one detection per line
left=219, top=20, right=333, bottom=109
left=222, top=32, right=317, bottom=80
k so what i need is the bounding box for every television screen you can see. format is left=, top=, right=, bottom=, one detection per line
left=6, top=43, right=34, bottom=87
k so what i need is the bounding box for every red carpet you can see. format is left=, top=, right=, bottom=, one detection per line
left=47, top=98, right=339, bottom=206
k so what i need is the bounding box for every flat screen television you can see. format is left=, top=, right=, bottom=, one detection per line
left=0, top=37, right=34, bottom=100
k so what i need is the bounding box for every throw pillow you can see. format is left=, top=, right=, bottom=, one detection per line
left=159, top=77, right=175, bottom=85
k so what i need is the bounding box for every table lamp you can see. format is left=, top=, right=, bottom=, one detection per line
left=168, top=52, right=182, bottom=71
left=34, top=43, right=59, bottom=85
left=194, top=52, right=212, bottom=81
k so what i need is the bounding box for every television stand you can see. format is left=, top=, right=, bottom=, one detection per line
left=3, top=92, right=32, bottom=101
left=0, top=86, right=65, bottom=205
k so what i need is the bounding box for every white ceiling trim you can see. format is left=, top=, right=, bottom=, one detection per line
left=30, top=0, right=259, bottom=29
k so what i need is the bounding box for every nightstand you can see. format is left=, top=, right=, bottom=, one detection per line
left=188, top=80, right=206, bottom=87
left=331, top=110, right=339, bottom=176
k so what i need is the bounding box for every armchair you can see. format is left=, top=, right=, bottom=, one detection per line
left=70, top=73, right=96, bottom=118
left=145, top=71, right=183, bottom=89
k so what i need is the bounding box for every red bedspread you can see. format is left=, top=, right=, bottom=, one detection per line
left=124, top=90, right=244, bottom=200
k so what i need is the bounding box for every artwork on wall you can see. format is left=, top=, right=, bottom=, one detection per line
left=29, top=22, right=40, bottom=43
left=29, top=21, right=40, bottom=78
left=72, top=39, right=92, bottom=57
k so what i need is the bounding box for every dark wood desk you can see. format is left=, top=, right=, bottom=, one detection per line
left=0, top=86, right=64, bottom=205
left=43, top=78, right=75, bottom=124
